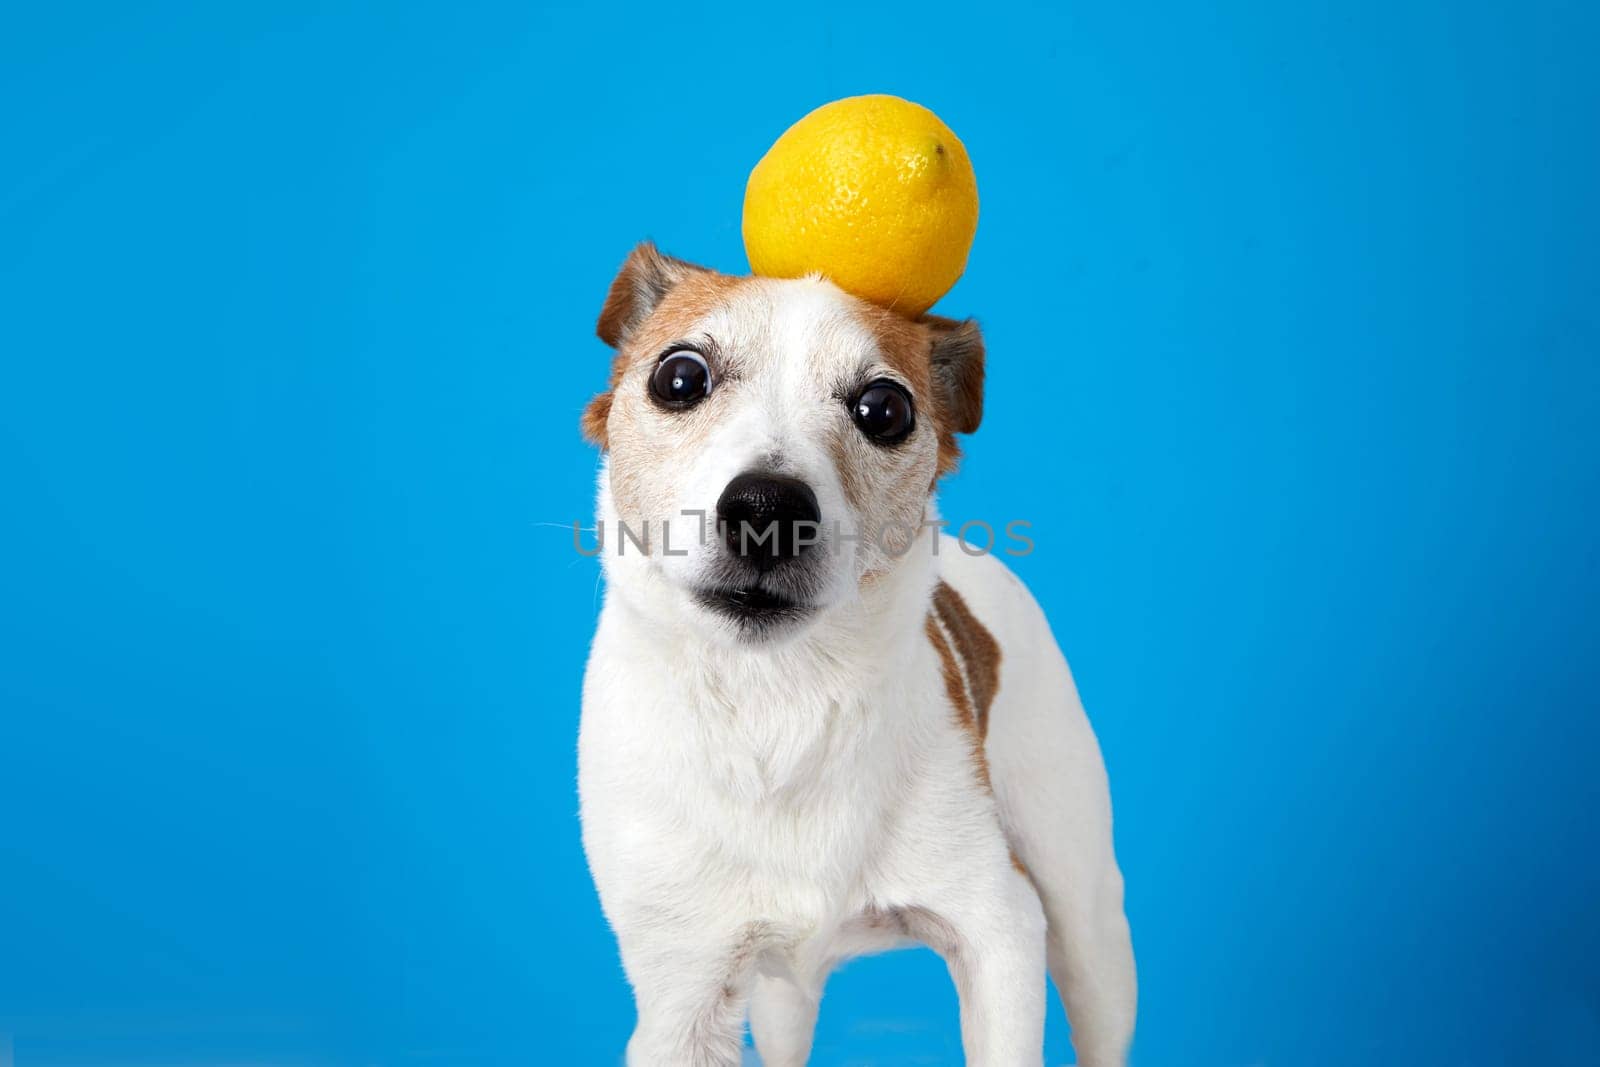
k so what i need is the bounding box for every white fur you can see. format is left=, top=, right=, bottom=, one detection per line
left=580, top=278, right=1135, bottom=1066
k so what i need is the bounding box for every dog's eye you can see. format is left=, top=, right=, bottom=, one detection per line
left=650, top=349, right=713, bottom=408
left=851, top=380, right=915, bottom=444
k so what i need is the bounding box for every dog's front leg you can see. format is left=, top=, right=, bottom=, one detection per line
left=913, top=860, right=1049, bottom=1067
left=617, top=922, right=763, bottom=1067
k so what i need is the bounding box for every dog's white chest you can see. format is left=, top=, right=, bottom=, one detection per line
left=580, top=624, right=919, bottom=892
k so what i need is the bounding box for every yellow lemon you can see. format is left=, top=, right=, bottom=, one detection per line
left=743, top=94, right=978, bottom=316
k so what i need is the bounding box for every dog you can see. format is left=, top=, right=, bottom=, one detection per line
left=578, top=243, right=1136, bottom=1066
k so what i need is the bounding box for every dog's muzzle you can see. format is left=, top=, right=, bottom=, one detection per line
left=693, top=471, right=826, bottom=635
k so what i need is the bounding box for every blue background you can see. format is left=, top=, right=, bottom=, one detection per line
left=2, top=2, right=1596, bottom=1064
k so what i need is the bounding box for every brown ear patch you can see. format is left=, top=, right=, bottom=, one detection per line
left=926, top=579, right=1003, bottom=792
left=924, top=315, right=985, bottom=436
left=595, top=242, right=709, bottom=349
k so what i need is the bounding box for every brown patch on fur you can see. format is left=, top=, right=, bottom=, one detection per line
left=855, top=305, right=950, bottom=475
left=853, top=304, right=986, bottom=481
left=931, top=581, right=1002, bottom=735
left=621, top=270, right=748, bottom=358
left=1010, top=849, right=1032, bottom=879
left=858, top=302, right=935, bottom=396
left=601, top=271, right=751, bottom=518
left=927, top=612, right=991, bottom=792
left=582, top=243, right=747, bottom=449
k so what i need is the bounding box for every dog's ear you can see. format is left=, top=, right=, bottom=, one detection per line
left=596, top=241, right=709, bottom=348
left=925, top=315, right=985, bottom=435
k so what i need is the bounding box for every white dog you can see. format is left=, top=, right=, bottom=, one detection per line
left=579, top=243, right=1136, bottom=1066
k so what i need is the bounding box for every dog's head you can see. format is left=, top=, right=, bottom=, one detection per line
left=583, top=242, right=984, bottom=643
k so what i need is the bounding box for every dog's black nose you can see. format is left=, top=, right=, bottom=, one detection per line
left=716, top=472, right=822, bottom=571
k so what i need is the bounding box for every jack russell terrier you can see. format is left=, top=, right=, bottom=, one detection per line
left=579, top=243, right=1136, bottom=1066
